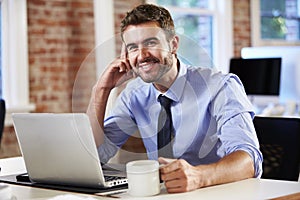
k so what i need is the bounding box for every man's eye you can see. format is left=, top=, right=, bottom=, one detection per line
left=145, top=41, right=157, bottom=47
left=127, top=46, right=138, bottom=52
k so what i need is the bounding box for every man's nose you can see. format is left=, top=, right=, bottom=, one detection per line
left=137, top=47, right=150, bottom=60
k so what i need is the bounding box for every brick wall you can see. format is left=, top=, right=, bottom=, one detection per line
left=28, top=0, right=96, bottom=113
left=0, top=126, right=21, bottom=158
left=0, top=0, right=97, bottom=158
left=233, top=0, right=251, bottom=57
left=0, top=0, right=250, bottom=158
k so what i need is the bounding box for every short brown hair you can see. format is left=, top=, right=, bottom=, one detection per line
left=120, top=4, right=175, bottom=41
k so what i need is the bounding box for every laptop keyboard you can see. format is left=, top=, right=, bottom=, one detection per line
left=104, top=175, right=124, bottom=182
left=104, top=175, right=128, bottom=187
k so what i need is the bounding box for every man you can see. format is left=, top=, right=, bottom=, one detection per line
left=87, top=4, right=262, bottom=193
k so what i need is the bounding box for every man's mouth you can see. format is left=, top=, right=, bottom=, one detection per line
left=140, top=63, right=153, bottom=70
left=137, top=57, right=160, bottom=70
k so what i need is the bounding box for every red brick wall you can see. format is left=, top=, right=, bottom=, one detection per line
left=0, top=0, right=97, bottom=158
left=28, top=0, right=96, bottom=113
left=233, top=0, right=251, bottom=57
left=0, top=0, right=250, bottom=158
left=0, top=126, right=21, bottom=158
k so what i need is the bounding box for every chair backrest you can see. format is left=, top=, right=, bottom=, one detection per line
left=253, top=116, right=300, bottom=181
left=0, top=99, right=5, bottom=146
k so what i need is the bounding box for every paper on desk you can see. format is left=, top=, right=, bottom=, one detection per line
left=48, top=194, right=97, bottom=200
left=0, top=183, right=12, bottom=200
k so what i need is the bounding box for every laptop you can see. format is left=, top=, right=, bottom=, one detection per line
left=12, top=113, right=128, bottom=190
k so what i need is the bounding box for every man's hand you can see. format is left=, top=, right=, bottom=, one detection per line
left=158, top=151, right=255, bottom=193
left=87, top=44, right=135, bottom=147
left=97, top=44, right=134, bottom=91
left=159, top=157, right=204, bottom=193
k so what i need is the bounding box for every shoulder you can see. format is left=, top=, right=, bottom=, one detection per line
left=183, top=64, right=244, bottom=94
left=184, top=65, right=226, bottom=85
left=190, top=65, right=241, bottom=82
left=125, top=78, right=151, bottom=93
left=118, top=78, right=153, bottom=102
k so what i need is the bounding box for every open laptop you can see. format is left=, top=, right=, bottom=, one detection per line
left=12, top=113, right=128, bottom=191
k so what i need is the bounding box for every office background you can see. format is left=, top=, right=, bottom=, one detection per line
left=0, top=0, right=295, bottom=158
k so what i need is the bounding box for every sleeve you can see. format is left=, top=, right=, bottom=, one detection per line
left=98, top=89, right=139, bottom=164
left=218, top=113, right=263, bottom=177
left=210, top=74, right=263, bottom=177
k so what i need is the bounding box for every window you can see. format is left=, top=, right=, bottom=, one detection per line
left=148, top=0, right=233, bottom=72
left=251, top=0, right=300, bottom=46
left=1, top=0, right=35, bottom=126
left=155, top=0, right=213, bottom=63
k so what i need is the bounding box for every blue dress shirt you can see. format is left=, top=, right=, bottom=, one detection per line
left=98, top=61, right=263, bottom=177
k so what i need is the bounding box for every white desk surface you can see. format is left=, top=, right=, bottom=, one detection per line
left=1, top=157, right=300, bottom=200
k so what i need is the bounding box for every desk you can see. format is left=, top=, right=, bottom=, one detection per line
left=1, top=157, right=300, bottom=200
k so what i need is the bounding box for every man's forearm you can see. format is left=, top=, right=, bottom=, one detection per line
left=86, top=86, right=111, bottom=147
left=198, top=150, right=255, bottom=187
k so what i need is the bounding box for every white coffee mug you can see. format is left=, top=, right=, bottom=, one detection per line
left=126, top=160, right=160, bottom=197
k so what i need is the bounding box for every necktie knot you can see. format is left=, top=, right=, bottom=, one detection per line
left=158, top=95, right=172, bottom=109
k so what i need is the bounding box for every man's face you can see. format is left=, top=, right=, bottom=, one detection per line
left=123, top=22, right=177, bottom=84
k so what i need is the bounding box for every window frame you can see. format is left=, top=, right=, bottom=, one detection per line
left=147, top=0, right=233, bottom=73
left=93, top=0, right=116, bottom=78
left=251, top=0, right=300, bottom=46
left=1, top=0, right=35, bottom=126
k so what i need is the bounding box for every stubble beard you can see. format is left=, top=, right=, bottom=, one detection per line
left=135, top=52, right=174, bottom=84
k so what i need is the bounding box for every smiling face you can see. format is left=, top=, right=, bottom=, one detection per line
left=123, top=22, right=179, bottom=91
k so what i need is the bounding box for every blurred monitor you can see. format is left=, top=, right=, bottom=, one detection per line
left=241, top=46, right=300, bottom=103
left=229, top=57, right=282, bottom=106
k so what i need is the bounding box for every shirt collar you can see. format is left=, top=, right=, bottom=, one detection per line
left=153, top=60, right=188, bottom=103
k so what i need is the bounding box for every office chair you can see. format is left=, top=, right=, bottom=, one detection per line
left=0, top=99, right=5, bottom=146
left=253, top=116, right=300, bottom=181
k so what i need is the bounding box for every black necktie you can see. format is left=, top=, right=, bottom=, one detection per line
left=157, top=95, right=174, bottom=158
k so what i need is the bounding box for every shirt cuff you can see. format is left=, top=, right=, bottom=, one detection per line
left=235, top=146, right=263, bottom=178
left=97, top=136, right=119, bottom=164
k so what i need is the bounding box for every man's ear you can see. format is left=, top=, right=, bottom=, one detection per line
left=171, top=35, right=179, bottom=54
